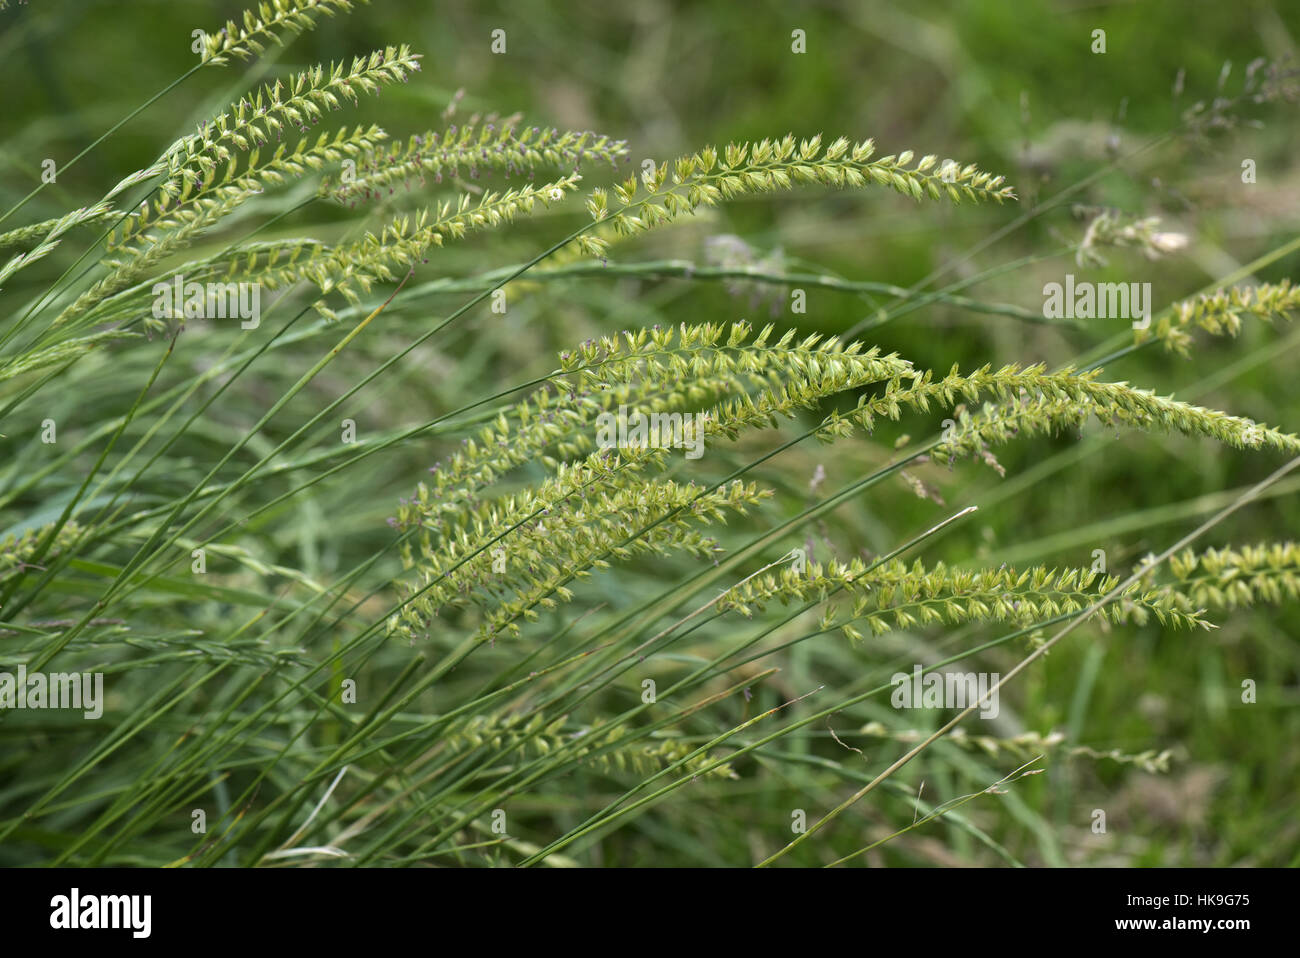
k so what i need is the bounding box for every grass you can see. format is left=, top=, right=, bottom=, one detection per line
left=1, top=0, right=1298, bottom=868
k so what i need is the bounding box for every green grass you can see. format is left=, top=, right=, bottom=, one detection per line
left=1, top=0, right=1298, bottom=868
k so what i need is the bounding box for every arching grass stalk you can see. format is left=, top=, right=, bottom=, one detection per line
left=756, top=452, right=1300, bottom=866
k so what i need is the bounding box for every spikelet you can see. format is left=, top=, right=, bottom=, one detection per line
left=390, top=324, right=1300, bottom=645
left=263, top=174, right=585, bottom=315
left=716, top=556, right=1211, bottom=637
left=573, top=135, right=1017, bottom=259
left=1149, top=281, right=1300, bottom=355
left=201, top=0, right=369, bottom=66
left=324, top=123, right=628, bottom=205
left=442, top=713, right=736, bottom=780
left=165, top=46, right=421, bottom=201
left=857, top=723, right=1175, bottom=774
